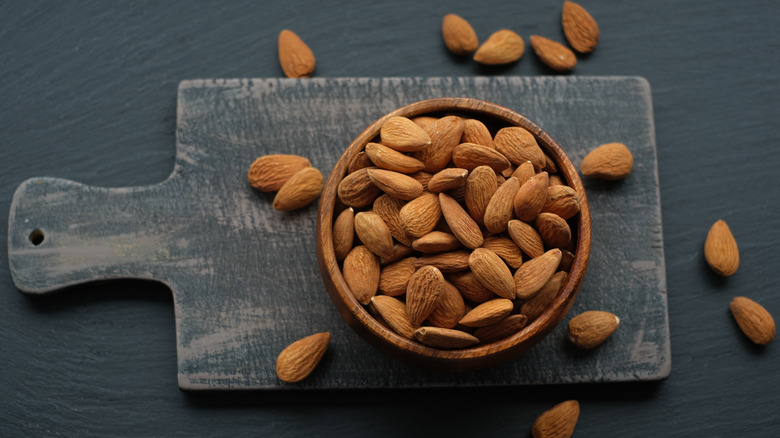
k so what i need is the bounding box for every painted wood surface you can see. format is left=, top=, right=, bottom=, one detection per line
left=8, top=76, right=668, bottom=389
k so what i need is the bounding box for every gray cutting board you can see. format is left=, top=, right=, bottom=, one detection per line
left=8, top=76, right=669, bottom=389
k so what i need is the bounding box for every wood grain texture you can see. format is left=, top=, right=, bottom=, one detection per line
left=8, top=76, right=667, bottom=389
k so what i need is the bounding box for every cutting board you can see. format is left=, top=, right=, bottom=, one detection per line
left=8, top=76, right=669, bottom=389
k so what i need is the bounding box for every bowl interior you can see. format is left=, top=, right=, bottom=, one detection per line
left=316, top=97, right=591, bottom=371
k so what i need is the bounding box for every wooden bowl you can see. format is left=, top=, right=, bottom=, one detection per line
left=315, top=97, right=591, bottom=372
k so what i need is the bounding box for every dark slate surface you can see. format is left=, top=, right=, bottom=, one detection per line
left=1, top=0, right=778, bottom=436
left=8, top=76, right=668, bottom=389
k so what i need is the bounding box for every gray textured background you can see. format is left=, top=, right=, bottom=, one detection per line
left=1, top=0, right=778, bottom=436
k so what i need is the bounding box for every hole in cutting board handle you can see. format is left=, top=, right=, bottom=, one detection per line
left=29, top=229, right=44, bottom=246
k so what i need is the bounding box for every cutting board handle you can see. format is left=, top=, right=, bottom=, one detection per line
left=8, top=177, right=172, bottom=294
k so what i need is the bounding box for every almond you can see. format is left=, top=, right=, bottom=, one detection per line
left=412, top=116, right=438, bottom=131
left=380, top=116, right=432, bottom=152
left=400, top=192, right=442, bottom=238
left=459, top=298, right=514, bottom=327
left=343, top=245, right=380, bottom=305
left=484, top=176, right=520, bottom=234
left=493, top=127, right=546, bottom=169
left=378, top=257, right=417, bottom=296
left=531, top=400, right=580, bottom=438
left=406, top=265, right=445, bottom=326
left=473, top=29, right=525, bottom=65
left=562, top=1, right=600, bottom=53
left=548, top=174, right=565, bottom=186
left=427, top=280, right=467, bottom=329
left=354, top=211, right=395, bottom=259
left=452, top=143, right=511, bottom=172
left=542, top=184, right=580, bottom=220
left=535, top=212, right=572, bottom=249
left=442, top=13, right=479, bottom=56
left=415, top=115, right=465, bottom=172
left=447, top=271, right=497, bottom=304
left=461, top=118, right=494, bottom=147
left=364, top=142, right=426, bottom=173
left=559, top=249, right=575, bottom=273
left=408, top=170, right=434, bottom=191
left=514, top=248, right=562, bottom=299
left=277, top=30, right=316, bottom=78
left=275, top=332, right=330, bottom=383
left=530, top=35, right=577, bottom=73
left=521, top=271, right=568, bottom=321
left=414, top=326, right=480, bottom=349
left=332, top=207, right=355, bottom=261
left=481, top=237, right=524, bottom=269
left=248, top=154, right=311, bottom=192
left=338, top=167, right=382, bottom=207
left=704, top=219, right=739, bottom=276
left=272, top=166, right=323, bottom=211
left=468, top=248, right=516, bottom=299
left=440, top=193, right=484, bottom=249
left=507, top=219, right=545, bottom=259
left=543, top=153, right=559, bottom=174
left=464, top=165, right=498, bottom=227
left=348, top=151, right=373, bottom=173
left=567, top=310, right=620, bottom=349
left=730, top=297, right=775, bottom=345
left=473, top=314, right=529, bottom=343
left=580, top=142, right=633, bottom=180
left=373, top=194, right=414, bottom=246
left=370, top=296, right=416, bottom=340
left=412, top=231, right=462, bottom=254
left=414, top=251, right=471, bottom=272
left=428, top=168, right=469, bottom=193
left=367, top=168, right=424, bottom=201
left=513, top=171, right=549, bottom=222
left=381, top=243, right=415, bottom=265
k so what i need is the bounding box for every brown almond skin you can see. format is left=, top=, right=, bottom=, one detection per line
left=568, top=310, right=620, bottom=349
left=428, top=168, right=469, bottom=193
left=373, top=194, right=414, bottom=247
left=412, top=231, right=462, bottom=254
left=442, top=13, right=479, bottom=56
left=380, top=116, right=432, bottom=152
left=332, top=207, right=355, bottom=262
left=531, top=400, right=580, bottom=438
left=704, top=219, right=739, bottom=276
left=473, top=29, right=525, bottom=65
left=530, top=35, right=577, bottom=73
left=427, top=279, right=467, bottom=329
left=367, top=168, right=424, bottom=201
left=542, top=184, right=580, bottom=220
left=378, top=257, right=417, bottom=296
left=415, top=116, right=465, bottom=172
left=562, top=1, right=600, bottom=53
left=459, top=298, right=515, bottom=327
left=452, top=143, right=511, bottom=172
left=514, top=171, right=549, bottom=222
left=248, top=154, right=311, bottom=192
left=481, top=236, right=524, bottom=269
left=380, top=243, right=415, bottom=265
left=364, top=142, right=426, bottom=173
left=348, top=151, right=373, bottom=173
left=493, top=127, right=546, bottom=169
left=406, top=265, right=445, bottom=326
left=580, top=142, right=633, bottom=180
left=464, top=165, right=498, bottom=227
left=370, top=296, right=416, bottom=340
left=272, top=167, right=323, bottom=211
left=514, top=248, right=563, bottom=299
left=354, top=211, right=395, bottom=260
left=447, top=271, right=497, bottom=304
left=484, top=176, right=520, bottom=234
left=535, top=212, right=572, bottom=249
left=469, top=248, right=516, bottom=299
left=276, top=332, right=330, bottom=383
left=278, top=30, right=315, bottom=78
left=414, top=326, right=480, bottom=349
left=440, top=193, right=484, bottom=249
left=414, top=251, right=471, bottom=273
left=461, top=118, right=494, bottom=147
left=343, top=245, right=380, bottom=305
left=512, top=160, right=536, bottom=186
left=400, top=192, right=442, bottom=238
left=338, top=167, right=382, bottom=207
left=507, top=219, right=545, bottom=259
left=473, top=314, right=529, bottom=343
left=730, top=297, right=775, bottom=345
left=521, top=271, right=568, bottom=321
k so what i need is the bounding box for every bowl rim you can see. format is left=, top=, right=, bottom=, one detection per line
left=316, top=97, right=591, bottom=370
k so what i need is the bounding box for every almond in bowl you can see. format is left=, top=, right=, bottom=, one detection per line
left=316, top=97, right=591, bottom=372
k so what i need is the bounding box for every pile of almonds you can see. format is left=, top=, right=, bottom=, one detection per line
left=332, top=113, right=582, bottom=349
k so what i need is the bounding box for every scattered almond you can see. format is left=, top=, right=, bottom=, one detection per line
left=704, top=219, right=739, bottom=276
left=530, top=35, right=577, bottom=73
left=276, top=332, right=330, bottom=383
left=272, top=166, right=323, bottom=211
left=568, top=310, right=620, bottom=349
left=531, top=400, right=580, bottom=438
left=473, top=29, right=525, bottom=65
left=730, top=297, right=775, bottom=345
left=277, top=29, right=316, bottom=78
left=580, top=142, right=633, bottom=180
left=562, top=1, right=600, bottom=53
left=442, top=14, right=479, bottom=56
left=248, top=154, right=311, bottom=192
